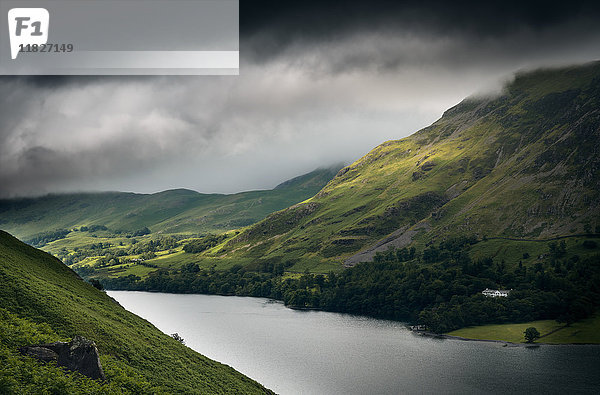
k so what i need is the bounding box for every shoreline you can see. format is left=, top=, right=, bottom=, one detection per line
left=108, top=289, right=599, bottom=345
left=412, top=331, right=600, bottom=346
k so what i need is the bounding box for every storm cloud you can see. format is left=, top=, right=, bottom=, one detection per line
left=1, top=1, right=599, bottom=197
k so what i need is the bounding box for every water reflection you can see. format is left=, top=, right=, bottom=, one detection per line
left=108, top=291, right=600, bottom=395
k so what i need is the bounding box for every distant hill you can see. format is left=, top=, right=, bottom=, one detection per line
left=217, top=62, right=600, bottom=269
left=0, top=230, right=270, bottom=393
left=0, top=166, right=341, bottom=241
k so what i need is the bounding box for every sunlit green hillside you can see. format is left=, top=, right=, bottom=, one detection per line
left=214, top=62, right=600, bottom=270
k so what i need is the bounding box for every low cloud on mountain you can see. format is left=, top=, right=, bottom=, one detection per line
left=1, top=0, right=599, bottom=197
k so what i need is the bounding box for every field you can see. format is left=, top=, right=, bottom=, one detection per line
left=447, top=314, right=600, bottom=344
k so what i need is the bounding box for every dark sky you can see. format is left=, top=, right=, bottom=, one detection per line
left=240, top=1, right=594, bottom=32
left=1, top=0, right=599, bottom=197
left=240, top=1, right=600, bottom=48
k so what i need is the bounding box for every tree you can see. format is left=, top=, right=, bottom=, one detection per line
left=171, top=333, right=185, bottom=345
left=133, top=227, right=151, bottom=237
left=524, top=327, right=540, bottom=343
left=141, top=251, right=156, bottom=260
left=89, top=279, right=104, bottom=291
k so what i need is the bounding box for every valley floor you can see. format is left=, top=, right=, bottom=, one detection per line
left=446, top=314, right=600, bottom=344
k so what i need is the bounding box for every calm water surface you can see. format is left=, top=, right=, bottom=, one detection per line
left=108, top=291, right=600, bottom=395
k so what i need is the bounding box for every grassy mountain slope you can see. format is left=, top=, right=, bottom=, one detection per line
left=0, top=166, right=340, bottom=240
left=215, top=62, right=600, bottom=269
left=0, top=230, right=270, bottom=394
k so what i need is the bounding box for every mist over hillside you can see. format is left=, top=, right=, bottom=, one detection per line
left=218, top=62, right=600, bottom=268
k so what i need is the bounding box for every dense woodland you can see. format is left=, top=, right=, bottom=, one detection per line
left=96, top=236, right=600, bottom=333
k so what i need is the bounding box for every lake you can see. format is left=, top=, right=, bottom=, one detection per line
left=108, top=291, right=600, bottom=394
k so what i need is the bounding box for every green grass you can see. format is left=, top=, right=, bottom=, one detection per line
left=86, top=246, right=342, bottom=281
left=447, top=320, right=565, bottom=343
left=0, top=230, right=270, bottom=394
left=469, top=239, right=547, bottom=266
left=469, top=237, right=595, bottom=268
left=542, top=315, right=600, bottom=344
left=45, top=232, right=131, bottom=253
left=104, top=263, right=156, bottom=278
left=447, top=314, right=600, bottom=344
left=0, top=308, right=125, bottom=394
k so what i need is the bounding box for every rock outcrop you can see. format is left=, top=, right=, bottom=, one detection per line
left=19, top=336, right=105, bottom=380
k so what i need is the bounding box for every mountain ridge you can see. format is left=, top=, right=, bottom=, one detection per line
left=214, top=61, right=600, bottom=270
left=0, top=166, right=342, bottom=240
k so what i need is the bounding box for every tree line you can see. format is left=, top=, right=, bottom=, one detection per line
left=94, top=236, right=600, bottom=333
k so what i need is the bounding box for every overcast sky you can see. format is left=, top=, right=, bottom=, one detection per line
left=1, top=0, right=599, bottom=198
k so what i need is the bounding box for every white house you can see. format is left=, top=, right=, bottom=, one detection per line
left=482, top=288, right=511, bottom=297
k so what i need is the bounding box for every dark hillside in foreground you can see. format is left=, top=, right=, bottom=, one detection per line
left=0, top=230, right=270, bottom=393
